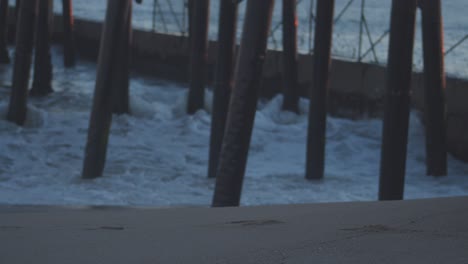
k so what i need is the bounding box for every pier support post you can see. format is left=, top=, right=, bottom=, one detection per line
left=15, top=0, right=21, bottom=18
left=112, top=3, right=132, bottom=114
left=188, top=0, right=193, bottom=41
left=62, top=0, right=76, bottom=67
left=187, top=0, right=209, bottom=114
left=6, top=0, right=37, bottom=126
left=0, top=0, right=10, bottom=63
left=420, top=0, right=447, bottom=176
left=305, top=0, right=335, bottom=180
left=30, top=0, right=53, bottom=96
left=212, top=0, right=275, bottom=207
left=207, top=0, right=239, bottom=179
left=13, top=0, right=21, bottom=42
left=379, top=0, right=418, bottom=200
left=281, top=0, right=299, bottom=113
left=82, top=0, right=131, bottom=179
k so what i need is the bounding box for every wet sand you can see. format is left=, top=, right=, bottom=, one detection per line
left=1, top=196, right=467, bottom=263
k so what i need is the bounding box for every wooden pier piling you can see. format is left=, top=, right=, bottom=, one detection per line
left=207, top=0, right=239, bottom=179
left=212, top=0, right=275, bottom=207
left=305, top=0, right=335, bottom=180
left=281, top=0, right=299, bottom=113
left=112, top=3, right=132, bottom=114
left=0, top=0, right=10, bottom=63
left=30, top=0, right=53, bottom=96
left=379, top=0, right=418, bottom=200
left=15, top=0, right=21, bottom=18
left=420, top=0, right=447, bottom=176
left=82, top=0, right=132, bottom=179
left=187, top=0, right=194, bottom=44
left=13, top=0, right=21, bottom=42
left=62, top=0, right=76, bottom=67
left=6, top=0, right=37, bottom=126
left=187, top=0, right=209, bottom=114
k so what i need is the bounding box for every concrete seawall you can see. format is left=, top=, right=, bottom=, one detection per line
left=6, top=11, right=468, bottom=161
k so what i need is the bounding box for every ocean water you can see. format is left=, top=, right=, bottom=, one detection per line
left=7, top=0, right=468, bottom=76
left=1, top=1, right=468, bottom=206
left=43, top=0, right=468, bottom=78
left=0, top=45, right=468, bottom=207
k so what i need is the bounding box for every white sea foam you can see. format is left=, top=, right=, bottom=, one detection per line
left=0, top=51, right=467, bottom=207
left=0, top=102, right=47, bottom=128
